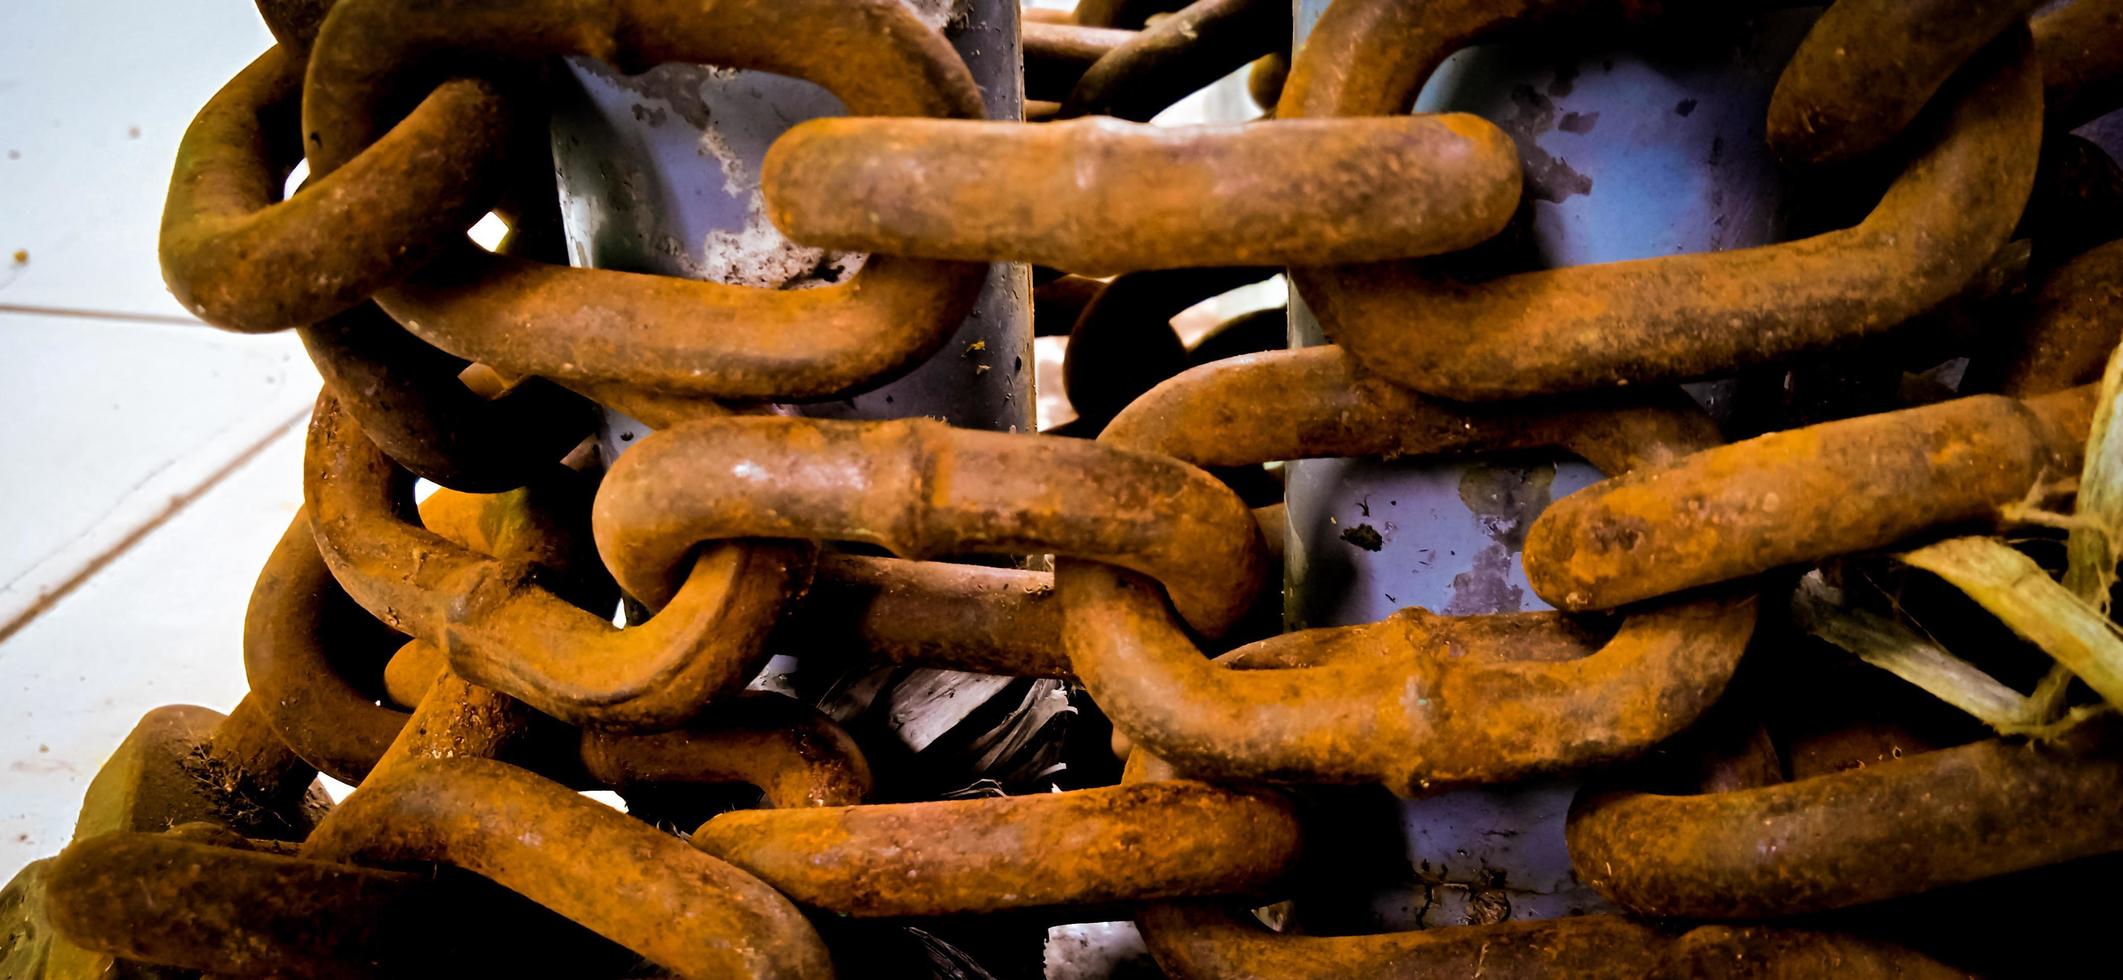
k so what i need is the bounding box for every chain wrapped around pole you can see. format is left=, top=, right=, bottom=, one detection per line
left=10, top=0, right=2123, bottom=977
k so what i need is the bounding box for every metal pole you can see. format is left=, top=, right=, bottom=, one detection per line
left=547, top=1, right=1030, bottom=446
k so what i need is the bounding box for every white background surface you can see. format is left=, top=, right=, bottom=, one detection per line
left=1, top=1, right=311, bottom=874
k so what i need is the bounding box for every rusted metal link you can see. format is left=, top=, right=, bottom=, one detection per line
left=1248, top=51, right=1288, bottom=111
left=379, top=636, right=873, bottom=810
left=590, top=413, right=1267, bottom=637
left=379, top=554, right=1076, bottom=687
left=1524, top=383, right=2099, bottom=612
left=761, top=115, right=1520, bottom=274
left=366, top=661, right=538, bottom=790
left=1058, top=347, right=1754, bottom=792
left=1023, top=21, right=1136, bottom=101
left=77, top=700, right=326, bottom=843
left=1989, top=237, right=2123, bottom=396
left=413, top=478, right=618, bottom=607
left=1123, top=738, right=1948, bottom=977
left=166, top=42, right=590, bottom=490
left=1062, top=267, right=1274, bottom=429
left=305, top=394, right=808, bottom=730
left=271, top=480, right=876, bottom=802
left=160, top=45, right=511, bottom=332
left=581, top=692, right=873, bottom=808
left=1282, top=6, right=2043, bottom=400
left=1060, top=0, right=1290, bottom=122
left=1073, top=0, right=1193, bottom=30
left=299, top=303, right=594, bottom=493
left=253, top=509, right=1066, bottom=789
left=1137, top=902, right=1958, bottom=978
left=303, top=0, right=990, bottom=401
left=1034, top=273, right=1107, bottom=337
left=775, top=554, right=1075, bottom=680
left=381, top=637, right=877, bottom=806
left=690, top=781, right=1299, bottom=917
left=246, top=513, right=419, bottom=784
left=45, top=829, right=594, bottom=978
left=1567, top=723, right=2123, bottom=918
left=303, top=757, right=833, bottom=979
left=332, top=480, right=573, bottom=796
left=1767, top=0, right=2046, bottom=165
left=2022, top=135, right=2123, bottom=261
left=252, top=0, right=333, bottom=55
left=8, top=702, right=326, bottom=975
left=2035, top=0, right=2123, bottom=129
left=1188, top=306, right=1287, bottom=368
left=1024, top=5, right=1078, bottom=25
left=254, top=524, right=875, bottom=800
left=194, top=695, right=322, bottom=811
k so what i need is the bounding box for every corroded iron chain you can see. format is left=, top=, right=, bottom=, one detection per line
left=11, top=0, right=2123, bottom=977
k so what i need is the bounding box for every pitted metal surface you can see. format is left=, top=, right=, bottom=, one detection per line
left=15, top=0, right=2123, bottom=976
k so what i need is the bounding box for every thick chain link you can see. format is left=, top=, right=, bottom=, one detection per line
left=15, top=0, right=2123, bottom=977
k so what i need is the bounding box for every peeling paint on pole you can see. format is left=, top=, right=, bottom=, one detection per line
left=549, top=0, right=1030, bottom=448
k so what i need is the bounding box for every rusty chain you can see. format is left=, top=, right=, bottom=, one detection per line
left=10, top=0, right=2123, bottom=977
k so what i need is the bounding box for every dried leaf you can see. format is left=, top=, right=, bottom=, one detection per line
left=1901, top=537, right=2123, bottom=712
left=2024, top=338, right=2123, bottom=719
left=1792, top=573, right=2034, bottom=732
left=2063, top=339, right=2123, bottom=614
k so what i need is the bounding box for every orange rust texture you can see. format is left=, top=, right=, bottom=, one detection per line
left=359, top=482, right=614, bottom=784
left=1034, top=273, right=1107, bottom=336
left=580, top=692, right=874, bottom=808
left=304, top=757, right=832, bottom=979
left=1567, top=724, right=2123, bottom=918
left=305, top=394, right=806, bottom=730
left=45, top=830, right=555, bottom=978
left=775, top=554, right=1074, bottom=680
left=165, top=48, right=589, bottom=489
left=1121, top=718, right=1945, bottom=977
left=194, top=695, right=318, bottom=806
left=2035, top=0, right=2123, bottom=127
left=1990, top=237, right=2123, bottom=396
left=382, top=640, right=445, bottom=709
left=1524, top=385, right=2099, bottom=612
left=260, top=522, right=1050, bottom=799
left=376, top=554, right=1073, bottom=689
left=361, top=667, right=531, bottom=785
left=252, top=0, right=334, bottom=54
left=1062, top=267, right=1269, bottom=428
left=1767, top=0, right=2045, bottom=164
left=691, top=782, right=1299, bottom=917
left=58, top=703, right=328, bottom=866
left=1281, top=0, right=2042, bottom=400
left=297, top=303, right=591, bottom=493
left=1072, top=0, right=1192, bottom=29
left=1137, top=903, right=1960, bottom=978
left=1059, top=0, right=1289, bottom=122
left=763, top=115, right=1519, bottom=274
left=1248, top=51, right=1289, bottom=110
left=246, top=513, right=415, bottom=784
left=159, top=45, right=509, bottom=332
left=255, top=479, right=876, bottom=804
left=590, top=413, right=1267, bottom=636
left=301, top=0, right=989, bottom=401
left=1023, top=21, right=1135, bottom=100
left=1063, top=348, right=1754, bottom=792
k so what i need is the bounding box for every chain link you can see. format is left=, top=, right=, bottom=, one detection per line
left=13, top=0, right=2123, bottom=976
